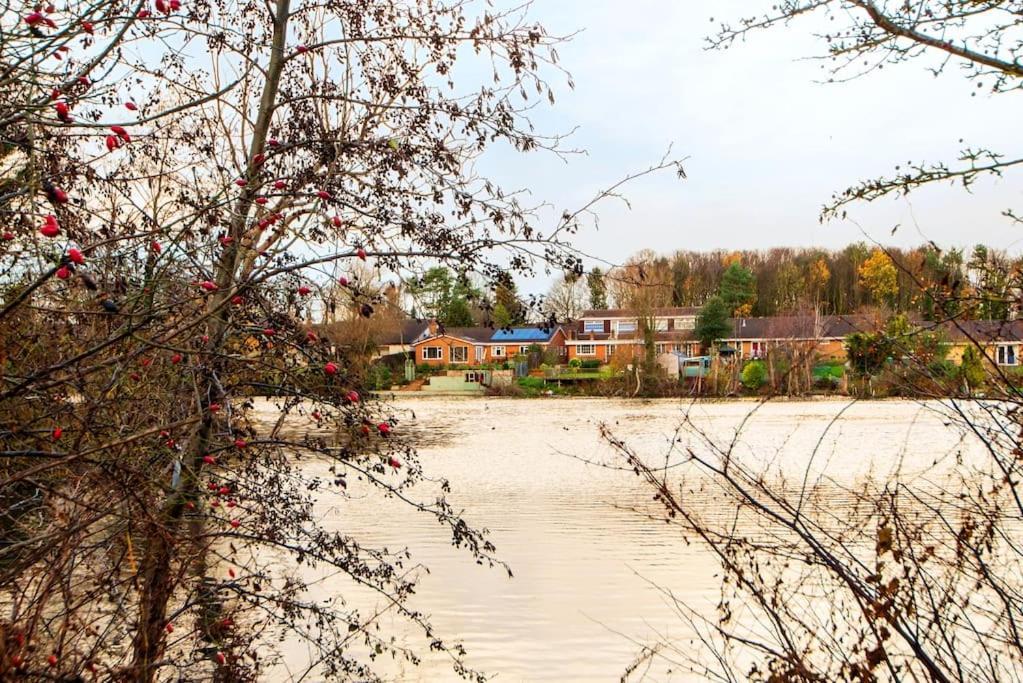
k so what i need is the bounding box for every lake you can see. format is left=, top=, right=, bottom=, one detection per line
left=262, top=397, right=987, bottom=681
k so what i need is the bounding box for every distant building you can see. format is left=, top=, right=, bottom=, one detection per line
left=411, top=321, right=567, bottom=366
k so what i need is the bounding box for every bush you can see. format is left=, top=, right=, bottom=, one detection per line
left=580, top=359, right=602, bottom=370
left=741, top=360, right=768, bottom=390
left=568, top=358, right=582, bottom=369
left=367, top=364, right=393, bottom=390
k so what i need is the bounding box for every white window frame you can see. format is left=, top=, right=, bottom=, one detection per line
left=675, top=317, right=695, bottom=330
left=577, top=344, right=596, bottom=355
left=518, top=345, right=532, bottom=354
left=475, top=345, right=485, bottom=362
left=450, top=346, right=468, bottom=363
left=492, top=345, right=505, bottom=358
left=655, top=343, right=668, bottom=354
left=583, top=320, right=604, bottom=333
left=997, top=343, right=1018, bottom=366
left=616, top=320, right=638, bottom=333
left=422, top=346, right=442, bottom=360
left=751, top=341, right=767, bottom=359
left=653, top=319, right=669, bottom=331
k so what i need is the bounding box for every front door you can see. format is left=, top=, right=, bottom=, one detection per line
left=475, top=346, right=484, bottom=363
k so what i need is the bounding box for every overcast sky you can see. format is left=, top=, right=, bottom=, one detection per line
left=477, top=0, right=1022, bottom=296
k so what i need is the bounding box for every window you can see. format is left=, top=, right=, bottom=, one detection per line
left=751, top=341, right=767, bottom=358
left=475, top=346, right=485, bottom=362
left=450, top=346, right=468, bottom=363
left=616, top=320, right=637, bottom=333
left=653, top=319, right=669, bottom=331
left=997, top=344, right=1018, bottom=366
left=675, top=317, right=695, bottom=330
left=492, top=346, right=505, bottom=357
left=577, top=344, right=596, bottom=355
left=518, top=345, right=531, bottom=354
left=655, top=343, right=668, bottom=354
left=422, top=346, right=442, bottom=360
left=583, top=320, right=604, bottom=333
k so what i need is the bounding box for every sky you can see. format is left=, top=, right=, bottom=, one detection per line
left=475, top=0, right=1022, bottom=297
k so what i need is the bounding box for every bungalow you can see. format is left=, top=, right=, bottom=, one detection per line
left=411, top=322, right=567, bottom=366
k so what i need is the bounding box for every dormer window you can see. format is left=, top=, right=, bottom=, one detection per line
left=583, top=320, right=604, bottom=333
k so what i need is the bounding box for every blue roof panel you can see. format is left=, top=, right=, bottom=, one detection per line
left=490, top=327, right=555, bottom=342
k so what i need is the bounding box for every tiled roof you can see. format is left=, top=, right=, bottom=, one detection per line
left=377, top=319, right=431, bottom=345
left=426, top=326, right=495, bottom=344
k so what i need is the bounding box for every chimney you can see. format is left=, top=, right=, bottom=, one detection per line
left=427, top=318, right=439, bottom=337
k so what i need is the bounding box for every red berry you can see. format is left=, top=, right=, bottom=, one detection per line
left=297, top=285, right=311, bottom=296
left=110, top=125, right=131, bottom=143
left=105, top=135, right=118, bottom=152
left=273, top=180, right=286, bottom=190
left=234, top=179, right=247, bottom=187
left=151, top=240, right=162, bottom=253
left=324, top=362, right=338, bottom=376
left=254, top=196, right=268, bottom=205
left=67, top=247, right=84, bottom=264
left=230, top=295, right=243, bottom=305
left=262, top=328, right=275, bottom=337
left=331, top=215, right=342, bottom=227
left=346, top=390, right=360, bottom=403
left=378, top=423, right=392, bottom=436
left=166, top=623, right=174, bottom=633
left=216, top=652, right=226, bottom=665
left=2, top=231, right=14, bottom=241
left=295, top=45, right=308, bottom=54
left=356, top=248, right=367, bottom=261
left=202, top=455, right=215, bottom=465
left=48, top=654, right=58, bottom=667
left=229, top=519, right=240, bottom=528
left=199, top=280, right=218, bottom=291
left=234, top=438, right=247, bottom=449
left=316, top=189, right=332, bottom=200
left=53, top=427, right=62, bottom=440
left=56, top=265, right=71, bottom=280
left=268, top=138, right=280, bottom=147
left=209, top=403, right=222, bottom=413
left=252, top=153, right=265, bottom=166
left=388, top=457, right=401, bottom=468
left=338, top=276, right=349, bottom=287
left=125, top=101, right=138, bottom=111
left=170, top=353, right=182, bottom=364
left=81, top=20, right=94, bottom=33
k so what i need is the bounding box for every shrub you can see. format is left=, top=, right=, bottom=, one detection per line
left=580, top=359, right=602, bottom=370
left=568, top=358, right=582, bottom=369
left=741, top=360, right=768, bottom=390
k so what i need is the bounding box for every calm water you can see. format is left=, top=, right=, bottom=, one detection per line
left=263, top=397, right=986, bottom=681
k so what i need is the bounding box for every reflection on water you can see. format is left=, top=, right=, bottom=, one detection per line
left=262, top=397, right=985, bottom=681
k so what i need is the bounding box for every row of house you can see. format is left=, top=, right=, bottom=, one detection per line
left=380, top=307, right=1023, bottom=369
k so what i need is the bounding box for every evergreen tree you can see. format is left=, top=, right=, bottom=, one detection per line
left=695, top=296, right=732, bottom=350
left=587, top=267, right=609, bottom=309
left=720, top=262, right=756, bottom=316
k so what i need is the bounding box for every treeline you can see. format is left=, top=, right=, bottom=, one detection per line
left=597, top=244, right=1022, bottom=319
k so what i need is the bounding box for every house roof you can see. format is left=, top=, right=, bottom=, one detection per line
left=490, top=326, right=560, bottom=342
left=942, top=319, right=1023, bottom=343
left=579, top=306, right=701, bottom=319
left=725, top=314, right=883, bottom=340
left=376, top=319, right=431, bottom=345
left=417, top=326, right=495, bottom=344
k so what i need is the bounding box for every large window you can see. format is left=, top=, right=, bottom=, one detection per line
left=616, top=320, right=638, bottom=333
left=422, top=346, right=442, bottom=360
left=492, top=346, right=505, bottom=357
left=751, top=341, right=767, bottom=358
left=653, top=319, right=669, bottom=331
left=675, top=317, right=695, bottom=330
left=997, top=344, right=1018, bottom=366
left=577, top=344, right=596, bottom=355
left=450, top=346, right=468, bottom=363
left=583, top=320, right=604, bottom=333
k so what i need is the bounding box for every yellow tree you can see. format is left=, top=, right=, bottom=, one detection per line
left=858, top=249, right=898, bottom=307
